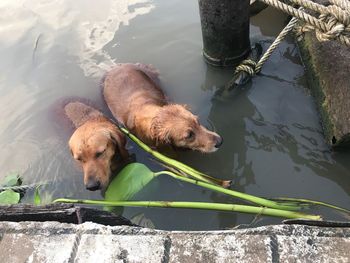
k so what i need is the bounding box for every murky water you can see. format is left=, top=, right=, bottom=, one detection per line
left=1, top=0, right=350, bottom=230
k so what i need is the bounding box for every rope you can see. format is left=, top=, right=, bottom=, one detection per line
left=258, top=0, right=350, bottom=46
left=226, top=17, right=298, bottom=88
left=0, top=182, right=49, bottom=192
left=255, top=17, right=299, bottom=73
left=227, top=0, right=349, bottom=88
left=234, top=59, right=257, bottom=76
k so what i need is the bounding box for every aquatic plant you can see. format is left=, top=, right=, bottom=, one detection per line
left=53, top=126, right=350, bottom=221
left=118, top=125, right=231, bottom=187
left=34, top=186, right=42, bottom=205
left=0, top=173, right=21, bottom=204
left=0, top=189, right=20, bottom=204
left=54, top=163, right=322, bottom=220
left=54, top=198, right=321, bottom=220
left=0, top=172, right=44, bottom=205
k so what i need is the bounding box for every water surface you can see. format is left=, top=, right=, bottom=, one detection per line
left=1, top=0, right=349, bottom=230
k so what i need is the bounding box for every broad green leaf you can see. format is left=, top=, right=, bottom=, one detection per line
left=2, top=172, right=21, bottom=187
left=0, top=190, right=20, bottom=204
left=34, top=186, right=41, bottom=205
left=105, top=163, right=155, bottom=201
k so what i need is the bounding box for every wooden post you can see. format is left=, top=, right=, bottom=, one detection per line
left=198, top=0, right=251, bottom=67
left=0, top=204, right=134, bottom=226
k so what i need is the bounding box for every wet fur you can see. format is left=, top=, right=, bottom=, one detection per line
left=59, top=99, right=128, bottom=190
left=103, top=63, right=222, bottom=153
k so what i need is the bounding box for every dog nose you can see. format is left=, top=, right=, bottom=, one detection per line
left=85, top=179, right=101, bottom=191
left=215, top=136, right=223, bottom=148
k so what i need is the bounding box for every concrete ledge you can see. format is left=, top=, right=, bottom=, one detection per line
left=298, top=31, right=350, bottom=148
left=1, top=221, right=350, bottom=262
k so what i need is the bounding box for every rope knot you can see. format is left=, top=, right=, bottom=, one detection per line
left=314, top=7, right=349, bottom=41
left=234, top=59, right=257, bottom=76
left=261, top=0, right=350, bottom=47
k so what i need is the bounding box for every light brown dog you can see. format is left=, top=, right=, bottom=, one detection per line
left=64, top=101, right=128, bottom=191
left=103, top=63, right=223, bottom=153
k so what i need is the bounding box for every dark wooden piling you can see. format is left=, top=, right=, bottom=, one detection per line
left=0, top=204, right=134, bottom=226
left=198, top=0, right=251, bottom=67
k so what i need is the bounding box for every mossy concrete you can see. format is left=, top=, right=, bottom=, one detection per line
left=297, top=31, right=350, bottom=148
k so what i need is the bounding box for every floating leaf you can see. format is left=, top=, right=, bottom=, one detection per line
left=2, top=172, right=21, bottom=187
left=0, top=190, right=20, bottom=204
left=105, top=163, right=155, bottom=201
left=34, top=186, right=41, bottom=205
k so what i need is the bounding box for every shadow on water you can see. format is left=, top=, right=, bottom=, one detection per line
left=176, top=55, right=350, bottom=227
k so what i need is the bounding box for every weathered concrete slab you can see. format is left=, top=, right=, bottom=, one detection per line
left=0, top=233, right=76, bottom=263
left=169, top=233, right=272, bottom=262
left=0, top=222, right=77, bottom=263
left=274, top=224, right=350, bottom=262
left=298, top=27, right=350, bottom=148
left=76, top=234, right=167, bottom=263
left=0, top=221, right=350, bottom=263
left=277, top=235, right=350, bottom=262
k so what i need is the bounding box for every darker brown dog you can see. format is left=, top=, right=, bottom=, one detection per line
left=64, top=101, right=128, bottom=191
left=103, top=63, right=223, bottom=153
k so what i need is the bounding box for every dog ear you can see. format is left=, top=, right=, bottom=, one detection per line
left=109, top=127, right=129, bottom=160
left=126, top=113, right=136, bottom=131
left=150, top=116, right=170, bottom=145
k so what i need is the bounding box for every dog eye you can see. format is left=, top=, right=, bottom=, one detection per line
left=186, top=131, right=195, bottom=140
left=95, top=149, right=105, bottom=159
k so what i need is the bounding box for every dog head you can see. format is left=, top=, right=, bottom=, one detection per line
left=69, top=119, right=128, bottom=191
left=151, top=104, right=222, bottom=153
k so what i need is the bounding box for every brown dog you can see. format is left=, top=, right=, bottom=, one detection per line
left=103, top=63, right=223, bottom=153
left=64, top=101, right=128, bottom=191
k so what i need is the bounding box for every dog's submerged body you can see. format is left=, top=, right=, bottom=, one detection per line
left=103, top=63, right=222, bottom=153
left=64, top=101, right=128, bottom=191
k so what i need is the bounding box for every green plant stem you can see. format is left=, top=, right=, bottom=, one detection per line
left=120, top=127, right=228, bottom=186
left=272, top=197, right=350, bottom=214
left=155, top=171, right=301, bottom=211
left=53, top=198, right=321, bottom=220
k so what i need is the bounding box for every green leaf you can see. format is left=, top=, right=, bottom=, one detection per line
left=0, top=190, right=20, bottom=204
left=105, top=163, right=155, bottom=201
left=34, top=186, right=41, bottom=205
left=2, top=172, right=21, bottom=187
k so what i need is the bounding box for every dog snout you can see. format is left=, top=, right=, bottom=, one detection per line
left=85, top=177, right=101, bottom=191
left=214, top=135, right=223, bottom=148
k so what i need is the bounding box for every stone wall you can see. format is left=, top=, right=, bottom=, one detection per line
left=1, top=221, right=349, bottom=262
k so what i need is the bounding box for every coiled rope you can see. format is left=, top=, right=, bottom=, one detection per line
left=260, top=0, right=350, bottom=46
left=227, top=17, right=298, bottom=88
left=227, top=0, right=349, bottom=88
